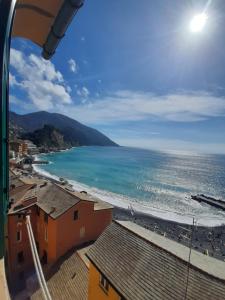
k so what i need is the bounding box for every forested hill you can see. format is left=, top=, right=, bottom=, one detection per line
left=10, top=111, right=118, bottom=147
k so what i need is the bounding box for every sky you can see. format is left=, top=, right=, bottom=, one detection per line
left=9, top=0, right=225, bottom=154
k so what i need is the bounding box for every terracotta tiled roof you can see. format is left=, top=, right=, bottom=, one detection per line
left=37, top=183, right=113, bottom=219
left=9, top=170, right=26, bottom=189
left=37, top=183, right=80, bottom=219
left=87, top=221, right=225, bottom=300
left=31, top=249, right=88, bottom=300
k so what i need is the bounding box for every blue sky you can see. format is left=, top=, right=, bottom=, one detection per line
left=9, top=0, right=225, bottom=153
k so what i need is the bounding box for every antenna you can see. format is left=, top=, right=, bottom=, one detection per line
left=184, top=217, right=195, bottom=300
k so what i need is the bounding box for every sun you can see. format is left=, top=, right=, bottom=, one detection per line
left=190, top=13, right=208, bottom=33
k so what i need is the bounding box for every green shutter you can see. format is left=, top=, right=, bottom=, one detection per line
left=0, top=0, right=16, bottom=258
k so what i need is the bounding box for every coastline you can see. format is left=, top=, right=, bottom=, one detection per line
left=30, top=163, right=225, bottom=261
left=32, top=159, right=225, bottom=227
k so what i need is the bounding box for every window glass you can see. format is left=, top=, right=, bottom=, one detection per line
left=100, top=273, right=109, bottom=292
left=16, top=230, right=21, bottom=242
left=73, top=210, right=78, bottom=220
left=44, top=213, right=48, bottom=223
left=36, top=207, right=40, bottom=216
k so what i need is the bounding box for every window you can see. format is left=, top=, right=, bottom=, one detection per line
left=36, top=206, right=40, bottom=216
left=42, top=250, right=48, bottom=265
left=73, top=210, right=78, bottom=220
left=44, top=213, right=48, bottom=223
left=99, top=273, right=109, bottom=293
left=16, top=230, right=22, bottom=242
left=44, top=227, right=48, bottom=242
left=17, top=251, right=24, bottom=264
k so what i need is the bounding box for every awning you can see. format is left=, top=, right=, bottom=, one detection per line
left=12, top=0, right=84, bottom=59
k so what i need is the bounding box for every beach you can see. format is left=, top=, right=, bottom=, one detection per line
left=34, top=146, right=225, bottom=227
left=17, top=163, right=225, bottom=262
left=113, top=206, right=225, bottom=261
left=27, top=146, right=225, bottom=261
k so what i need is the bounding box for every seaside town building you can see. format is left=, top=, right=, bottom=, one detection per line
left=1, top=0, right=84, bottom=297
left=86, top=221, right=225, bottom=300
left=23, top=140, right=39, bottom=155
left=10, top=171, right=225, bottom=300
left=7, top=170, right=113, bottom=291
left=9, top=140, right=28, bottom=157
left=36, top=183, right=113, bottom=267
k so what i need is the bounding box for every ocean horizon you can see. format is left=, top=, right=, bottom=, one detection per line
left=33, top=146, right=225, bottom=226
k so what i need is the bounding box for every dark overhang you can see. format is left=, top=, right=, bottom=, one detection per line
left=12, top=0, right=84, bottom=60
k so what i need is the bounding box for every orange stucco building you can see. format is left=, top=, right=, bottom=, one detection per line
left=9, top=141, right=28, bottom=157
left=7, top=171, right=38, bottom=288
left=88, top=262, right=123, bottom=300
left=36, top=184, right=113, bottom=267
left=7, top=171, right=113, bottom=290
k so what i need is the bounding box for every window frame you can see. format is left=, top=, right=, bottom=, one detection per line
left=44, top=227, right=48, bottom=242
left=36, top=206, right=40, bottom=216
left=99, top=273, right=109, bottom=294
left=17, top=251, right=24, bottom=264
left=73, top=210, right=79, bottom=221
left=16, top=230, right=22, bottom=242
left=44, top=212, right=48, bottom=223
left=0, top=0, right=17, bottom=259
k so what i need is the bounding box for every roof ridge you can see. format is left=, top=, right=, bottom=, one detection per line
left=54, top=183, right=82, bottom=201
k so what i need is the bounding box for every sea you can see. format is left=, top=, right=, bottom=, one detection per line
left=33, top=146, right=225, bottom=226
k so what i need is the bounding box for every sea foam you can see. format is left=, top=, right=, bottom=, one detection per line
left=33, top=163, right=225, bottom=227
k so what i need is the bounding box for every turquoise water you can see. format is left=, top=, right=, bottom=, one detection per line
left=34, top=146, right=225, bottom=225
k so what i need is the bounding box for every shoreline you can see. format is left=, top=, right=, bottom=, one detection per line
left=28, top=165, right=225, bottom=261
left=32, top=161, right=225, bottom=227
left=14, top=160, right=225, bottom=260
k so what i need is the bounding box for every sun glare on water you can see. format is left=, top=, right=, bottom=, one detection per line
left=190, top=13, right=208, bottom=33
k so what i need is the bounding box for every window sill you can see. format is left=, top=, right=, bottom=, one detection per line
left=99, top=283, right=109, bottom=295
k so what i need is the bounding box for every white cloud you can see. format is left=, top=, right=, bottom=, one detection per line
left=10, top=95, right=21, bottom=105
left=77, top=86, right=90, bottom=98
left=68, top=58, right=78, bottom=73
left=81, top=36, right=85, bottom=42
left=9, top=72, right=19, bottom=87
left=10, top=95, right=35, bottom=111
left=10, top=48, right=71, bottom=110
left=61, top=90, right=225, bottom=125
